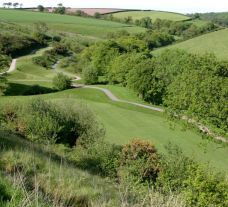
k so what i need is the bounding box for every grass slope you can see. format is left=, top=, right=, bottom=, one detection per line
left=1, top=88, right=228, bottom=172
left=2, top=48, right=227, bottom=172
left=111, top=10, right=190, bottom=21
left=154, top=28, right=228, bottom=60
left=0, top=9, right=145, bottom=37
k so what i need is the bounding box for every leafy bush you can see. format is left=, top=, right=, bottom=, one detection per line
left=32, top=54, right=57, bottom=68
left=52, top=73, right=72, bottom=91
left=0, top=54, right=11, bottom=72
left=118, top=139, right=160, bottom=184
left=156, top=144, right=228, bottom=207
left=0, top=75, right=8, bottom=95
left=72, top=141, right=121, bottom=178
left=82, top=65, right=99, bottom=84
left=0, top=99, right=104, bottom=147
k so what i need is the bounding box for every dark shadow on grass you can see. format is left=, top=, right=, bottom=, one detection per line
left=4, top=83, right=56, bottom=96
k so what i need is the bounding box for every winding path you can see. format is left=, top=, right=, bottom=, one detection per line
left=4, top=59, right=227, bottom=143
left=0, top=59, right=17, bottom=75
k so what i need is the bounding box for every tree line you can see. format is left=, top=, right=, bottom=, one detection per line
left=77, top=32, right=228, bottom=135
left=2, top=2, right=23, bottom=8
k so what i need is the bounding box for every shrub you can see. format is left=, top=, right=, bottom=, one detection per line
left=118, top=139, right=160, bottom=184
left=156, top=144, right=195, bottom=193
left=0, top=75, right=8, bottom=95
left=0, top=99, right=104, bottom=147
left=52, top=73, right=72, bottom=91
left=82, top=65, right=99, bottom=84
left=32, top=54, right=57, bottom=68
left=183, top=166, right=228, bottom=207
left=72, top=141, right=121, bottom=178
left=156, top=144, right=228, bottom=207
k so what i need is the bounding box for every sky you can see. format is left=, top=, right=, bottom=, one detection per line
left=0, top=0, right=228, bottom=13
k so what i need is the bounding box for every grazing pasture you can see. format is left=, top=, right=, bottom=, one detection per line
left=0, top=9, right=145, bottom=37
left=154, top=28, right=228, bottom=60
left=111, top=10, right=190, bottom=21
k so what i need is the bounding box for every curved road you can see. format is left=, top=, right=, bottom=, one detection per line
left=0, top=59, right=17, bottom=75
left=3, top=59, right=227, bottom=142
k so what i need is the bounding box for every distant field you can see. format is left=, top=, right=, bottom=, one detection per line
left=67, top=8, right=124, bottom=15
left=111, top=10, right=190, bottom=21
left=0, top=9, right=145, bottom=37
left=154, top=28, right=228, bottom=60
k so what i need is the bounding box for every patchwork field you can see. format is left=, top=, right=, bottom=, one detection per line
left=154, top=28, right=228, bottom=60
left=111, top=10, right=190, bottom=21
left=0, top=9, right=145, bottom=37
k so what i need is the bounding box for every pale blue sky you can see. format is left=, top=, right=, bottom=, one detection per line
left=0, top=0, right=228, bottom=13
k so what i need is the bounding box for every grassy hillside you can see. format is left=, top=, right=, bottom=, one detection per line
left=111, top=10, right=190, bottom=21
left=154, top=28, right=228, bottom=60
left=1, top=48, right=227, bottom=172
left=0, top=9, right=145, bottom=37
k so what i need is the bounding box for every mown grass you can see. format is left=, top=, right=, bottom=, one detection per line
left=0, top=9, right=145, bottom=38
left=1, top=88, right=228, bottom=172
left=154, top=28, right=228, bottom=60
left=111, top=11, right=190, bottom=21
left=2, top=47, right=228, bottom=172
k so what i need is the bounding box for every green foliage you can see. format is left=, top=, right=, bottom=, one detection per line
left=32, top=22, right=49, bottom=44
left=0, top=54, right=11, bottom=72
left=157, top=144, right=228, bottom=207
left=0, top=75, right=8, bottom=95
left=164, top=53, right=228, bottom=133
left=54, top=6, right=66, bottom=15
left=94, top=12, right=101, bottom=19
left=52, top=73, right=72, bottom=91
left=183, top=166, right=228, bottom=207
left=32, top=54, right=57, bottom=68
left=82, top=65, right=99, bottom=84
left=0, top=33, right=40, bottom=56
left=0, top=99, right=104, bottom=147
left=135, top=17, right=153, bottom=28
left=119, top=139, right=160, bottom=184
left=72, top=141, right=121, bottom=178
left=198, top=12, right=228, bottom=27
left=37, top=5, right=45, bottom=12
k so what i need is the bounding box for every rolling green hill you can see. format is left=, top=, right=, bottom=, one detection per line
left=0, top=9, right=145, bottom=37
left=154, top=28, right=228, bottom=60
left=1, top=48, right=227, bottom=172
left=111, top=10, right=190, bottom=21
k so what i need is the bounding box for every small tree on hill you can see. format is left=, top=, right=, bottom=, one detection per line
left=54, top=4, right=65, bottom=14
left=13, top=2, right=19, bottom=8
left=0, top=75, right=8, bottom=95
left=53, top=73, right=72, bottom=91
left=94, top=12, right=101, bottom=19
left=37, top=5, right=45, bottom=12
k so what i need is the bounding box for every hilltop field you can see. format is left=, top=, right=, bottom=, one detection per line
left=110, top=10, right=191, bottom=21
left=154, top=28, right=228, bottom=60
left=0, top=9, right=145, bottom=37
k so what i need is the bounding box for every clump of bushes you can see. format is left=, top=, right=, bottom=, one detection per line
left=119, top=139, right=160, bottom=183
left=72, top=137, right=228, bottom=207
left=52, top=73, right=72, bottom=91
left=32, top=43, right=69, bottom=69
left=82, top=65, right=99, bottom=84
left=0, top=99, right=104, bottom=147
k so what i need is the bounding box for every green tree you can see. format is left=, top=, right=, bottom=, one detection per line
left=52, top=73, right=71, bottom=91
left=94, top=12, right=101, bottom=19
left=37, top=5, right=45, bottom=12
left=0, top=75, right=8, bottom=95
